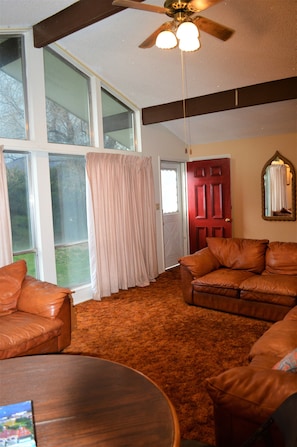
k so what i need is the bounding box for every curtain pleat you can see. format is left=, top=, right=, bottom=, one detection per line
left=0, top=146, right=13, bottom=267
left=269, top=164, right=288, bottom=212
left=86, top=153, right=158, bottom=299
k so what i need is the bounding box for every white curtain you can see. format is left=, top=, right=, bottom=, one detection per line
left=0, top=146, right=13, bottom=267
left=86, top=153, right=158, bottom=299
left=268, top=164, right=288, bottom=212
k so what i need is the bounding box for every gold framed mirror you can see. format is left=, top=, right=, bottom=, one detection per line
left=262, top=151, right=296, bottom=221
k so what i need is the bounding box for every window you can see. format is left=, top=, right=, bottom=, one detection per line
left=4, top=151, right=37, bottom=276
left=161, top=168, right=179, bottom=213
left=49, top=154, right=90, bottom=287
left=101, top=87, right=136, bottom=151
left=44, top=48, right=91, bottom=146
left=0, top=35, right=28, bottom=139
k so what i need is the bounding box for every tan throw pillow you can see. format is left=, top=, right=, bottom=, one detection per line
left=0, top=260, right=27, bottom=316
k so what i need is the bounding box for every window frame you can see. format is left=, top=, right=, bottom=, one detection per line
left=0, top=29, right=142, bottom=302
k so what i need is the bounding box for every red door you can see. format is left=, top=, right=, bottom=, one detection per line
left=187, top=158, right=232, bottom=253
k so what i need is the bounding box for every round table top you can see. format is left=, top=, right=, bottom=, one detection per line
left=0, top=354, right=180, bottom=447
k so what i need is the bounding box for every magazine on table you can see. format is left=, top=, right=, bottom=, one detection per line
left=0, top=400, right=37, bottom=446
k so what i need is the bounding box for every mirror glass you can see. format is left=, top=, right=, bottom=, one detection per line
left=262, top=151, right=296, bottom=221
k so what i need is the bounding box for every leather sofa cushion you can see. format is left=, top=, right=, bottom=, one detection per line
left=249, top=354, right=277, bottom=369
left=18, top=276, right=72, bottom=319
left=249, top=320, right=297, bottom=359
left=193, top=284, right=239, bottom=298
left=206, top=237, right=268, bottom=274
left=0, top=311, right=63, bottom=359
left=264, top=241, right=297, bottom=275
left=0, top=260, right=27, bottom=316
left=193, top=269, right=254, bottom=298
left=206, top=366, right=297, bottom=423
left=179, top=247, right=220, bottom=278
left=240, top=290, right=295, bottom=307
left=240, top=274, right=297, bottom=296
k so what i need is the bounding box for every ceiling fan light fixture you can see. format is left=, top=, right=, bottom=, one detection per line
left=178, top=36, right=201, bottom=52
left=156, top=30, right=177, bottom=49
left=176, top=21, right=199, bottom=40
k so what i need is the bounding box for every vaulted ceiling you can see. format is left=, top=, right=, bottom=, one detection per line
left=1, top=0, right=296, bottom=144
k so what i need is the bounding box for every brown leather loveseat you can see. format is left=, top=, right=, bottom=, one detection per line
left=0, top=259, right=73, bottom=359
left=179, top=238, right=297, bottom=322
left=206, top=305, right=297, bottom=447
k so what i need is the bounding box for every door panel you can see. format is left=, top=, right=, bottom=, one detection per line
left=161, top=161, right=185, bottom=269
left=187, top=158, right=232, bottom=253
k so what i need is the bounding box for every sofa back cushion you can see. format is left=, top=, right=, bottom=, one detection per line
left=265, top=241, right=297, bottom=275
left=18, top=276, right=72, bottom=319
left=206, top=237, right=269, bottom=274
left=179, top=247, right=221, bottom=278
left=0, top=260, right=27, bottom=316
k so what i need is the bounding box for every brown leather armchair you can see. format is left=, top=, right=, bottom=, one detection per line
left=0, top=260, right=73, bottom=359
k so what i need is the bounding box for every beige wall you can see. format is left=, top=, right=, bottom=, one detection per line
left=190, top=132, right=297, bottom=242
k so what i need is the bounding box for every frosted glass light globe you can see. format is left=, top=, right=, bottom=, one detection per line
left=176, top=22, right=199, bottom=40
left=179, top=36, right=201, bottom=52
left=156, top=30, right=177, bottom=49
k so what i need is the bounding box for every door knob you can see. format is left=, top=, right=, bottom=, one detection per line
left=225, top=218, right=231, bottom=222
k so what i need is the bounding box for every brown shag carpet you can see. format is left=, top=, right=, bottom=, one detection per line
left=64, top=268, right=271, bottom=445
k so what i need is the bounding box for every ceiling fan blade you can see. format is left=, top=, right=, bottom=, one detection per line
left=188, top=0, right=223, bottom=13
left=139, top=22, right=172, bottom=48
left=112, top=0, right=168, bottom=14
left=193, top=15, right=234, bottom=41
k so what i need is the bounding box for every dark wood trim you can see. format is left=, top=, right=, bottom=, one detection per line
left=33, top=0, right=145, bottom=48
left=142, top=77, right=297, bottom=125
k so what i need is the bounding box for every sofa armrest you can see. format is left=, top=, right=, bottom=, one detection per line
left=179, top=247, right=221, bottom=279
left=180, top=264, right=195, bottom=304
left=206, top=366, right=297, bottom=423
left=17, top=276, right=73, bottom=319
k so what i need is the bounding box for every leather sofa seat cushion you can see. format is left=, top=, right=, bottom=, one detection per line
left=179, top=247, right=220, bottom=278
left=240, top=289, right=296, bottom=307
left=206, top=366, right=297, bottom=423
left=241, top=274, right=297, bottom=296
left=265, top=241, right=297, bottom=275
left=0, top=311, right=63, bottom=359
left=193, top=269, right=255, bottom=298
left=0, top=260, right=27, bottom=316
left=18, top=276, right=72, bottom=319
left=206, top=237, right=269, bottom=274
left=249, top=320, right=297, bottom=360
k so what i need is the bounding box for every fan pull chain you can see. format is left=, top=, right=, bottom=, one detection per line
left=180, top=51, right=191, bottom=155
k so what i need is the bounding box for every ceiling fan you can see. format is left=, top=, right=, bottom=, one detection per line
left=112, top=0, right=235, bottom=49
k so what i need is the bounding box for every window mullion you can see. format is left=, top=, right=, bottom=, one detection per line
left=31, top=151, right=57, bottom=283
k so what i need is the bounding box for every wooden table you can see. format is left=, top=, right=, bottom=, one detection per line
left=0, top=354, right=180, bottom=447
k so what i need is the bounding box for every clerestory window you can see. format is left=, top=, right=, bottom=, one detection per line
left=44, top=48, right=92, bottom=146
left=101, top=87, right=137, bottom=151
left=0, top=35, right=28, bottom=139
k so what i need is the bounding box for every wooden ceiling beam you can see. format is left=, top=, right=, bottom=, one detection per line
left=142, top=77, right=297, bottom=125
left=33, top=0, right=145, bottom=48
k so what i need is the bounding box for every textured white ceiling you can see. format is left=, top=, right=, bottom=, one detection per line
left=0, top=0, right=296, bottom=144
